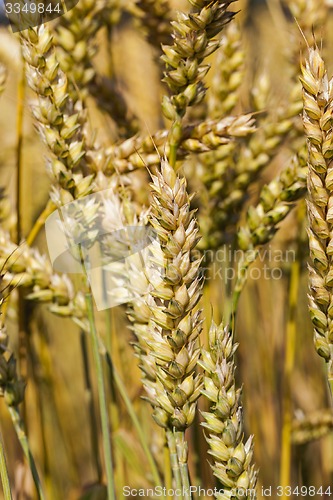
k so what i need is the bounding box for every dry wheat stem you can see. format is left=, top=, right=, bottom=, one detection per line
left=0, top=430, right=12, bottom=500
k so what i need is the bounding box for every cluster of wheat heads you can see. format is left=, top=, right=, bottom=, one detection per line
left=0, top=0, right=332, bottom=498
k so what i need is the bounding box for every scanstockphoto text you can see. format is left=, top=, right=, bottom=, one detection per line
left=123, top=486, right=257, bottom=498
left=123, top=485, right=332, bottom=498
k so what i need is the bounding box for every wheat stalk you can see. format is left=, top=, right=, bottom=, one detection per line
left=20, top=25, right=103, bottom=205
left=208, top=21, right=244, bottom=117
left=53, top=0, right=107, bottom=101
left=135, top=0, right=172, bottom=48
left=300, top=43, right=333, bottom=391
left=126, top=159, right=202, bottom=495
left=104, top=114, right=255, bottom=175
left=141, top=159, right=203, bottom=430
left=198, top=321, right=257, bottom=499
left=162, top=0, right=237, bottom=165
left=292, top=408, right=333, bottom=445
left=232, top=150, right=307, bottom=316
left=284, top=0, right=327, bottom=35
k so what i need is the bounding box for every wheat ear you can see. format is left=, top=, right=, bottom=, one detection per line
left=300, top=44, right=333, bottom=391
left=198, top=321, right=257, bottom=499
left=232, top=150, right=307, bottom=316
left=135, top=0, right=172, bottom=48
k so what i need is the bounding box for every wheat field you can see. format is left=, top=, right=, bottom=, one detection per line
left=0, top=0, right=332, bottom=499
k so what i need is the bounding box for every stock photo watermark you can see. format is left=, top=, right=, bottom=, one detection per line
left=123, top=486, right=258, bottom=498
left=2, top=0, right=79, bottom=32
left=45, top=189, right=165, bottom=311
left=44, top=190, right=296, bottom=311
left=196, top=245, right=296, bottom=282
left=122, top=485, right=332, bottom=498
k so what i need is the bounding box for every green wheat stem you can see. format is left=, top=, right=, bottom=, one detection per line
left=168, top=118, right=182, bottom=168
left=78, top=242, right=115, bottom=499
left=104, top=352, right=162, bottom=487
left=8, top=406, right=45, bottom=500
left=175, top=431, right=191, bottom=500
left=85, top=291, right=116, bottom=500
left=168, top=142, right=178, bottom=168
left=164, top=436, right=173, bottom=499
left=0, top=432, right=12, bottom=500
left=230, top=252, right=257, bottom=329
left=105, top=310, right=127, bottom=495
left=80, top=330, right=103, bottom=483
left=101, top=262, right=126, bottom=494
left=166, top=429, right=183, bottom=499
